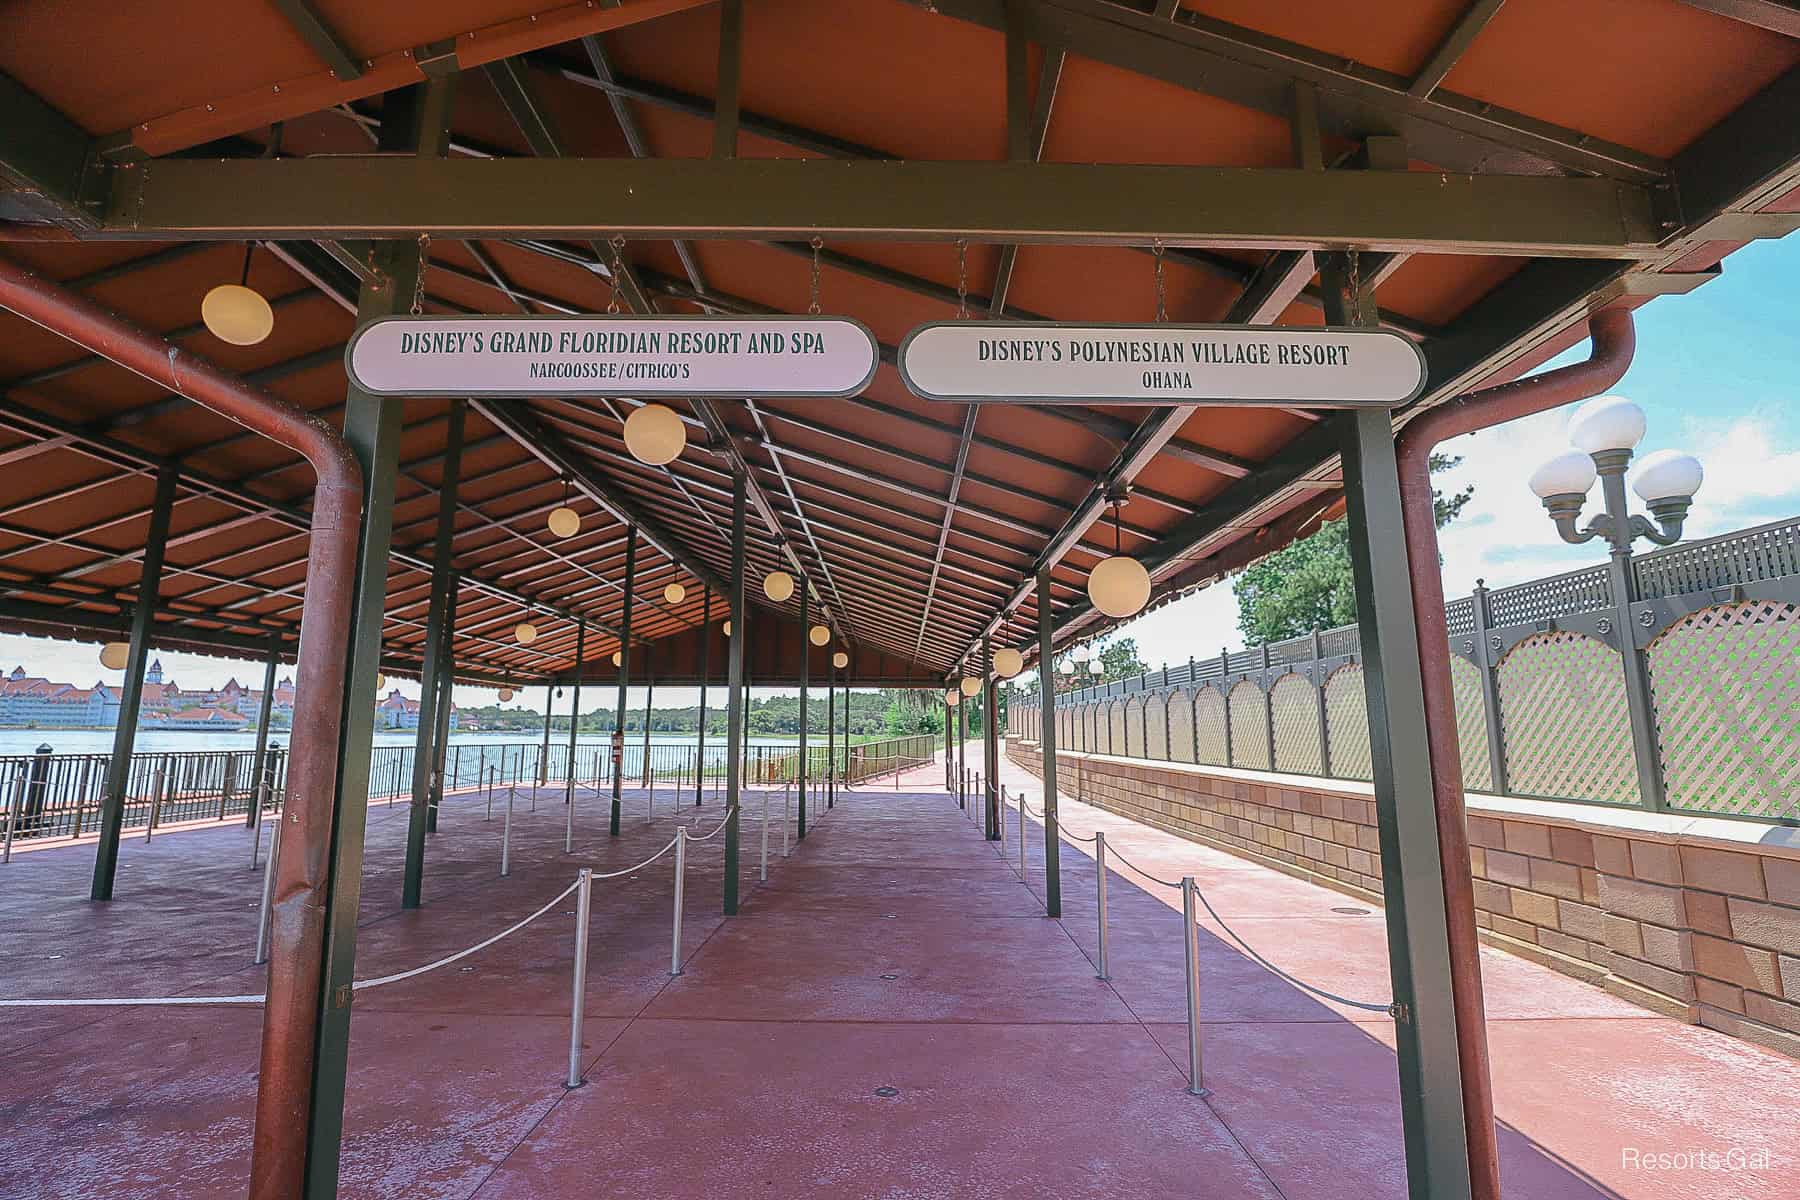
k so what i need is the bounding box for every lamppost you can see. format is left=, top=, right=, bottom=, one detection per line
left=1526, top=395, right=1703, bottom=810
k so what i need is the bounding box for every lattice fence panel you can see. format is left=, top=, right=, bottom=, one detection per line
left=1270, top=674, right=1323, bottom=775
left=1325, top=665, right=1372, bottom=781
left=1108, top=700, right=1127, bottom=756
left=1450, top=656, right=1493, bottom=793
left=1498, top=632, right=1637, bottom=805
left=1194, top=687, right=1229, bottom=765
left=1228, top=680, right=1271, bottom=770
left=1168, top=690, right=1196, bottom=762
left=1124, top=695, right=1148, bottom=759
left=1146, top=693, right=1171, bottom=760
left=1649, top=601, right=1800, bottom=820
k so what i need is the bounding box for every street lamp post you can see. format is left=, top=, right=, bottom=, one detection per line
left=1527, top=395, right=1704, bottom=811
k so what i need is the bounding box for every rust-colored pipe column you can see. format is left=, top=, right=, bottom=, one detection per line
left=0, top=254, right=363, bottom=1200
left=1394, top=308, right=1634, bottom=1200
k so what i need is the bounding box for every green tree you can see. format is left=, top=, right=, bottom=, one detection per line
left=1232, top=452, right=1472, bottom=643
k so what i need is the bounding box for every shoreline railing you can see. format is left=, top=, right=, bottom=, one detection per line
left=1, top=731, right=944, bottom=853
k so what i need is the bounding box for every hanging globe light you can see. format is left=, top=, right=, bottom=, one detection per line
left=622, top=403, right=686, bottom=465
left=809, top=623, right=830, bottom=647
left=201, top=246, right=273, bottom=346
left=663, top=582, right=687, bottom=605
left=1088, top=658, right=1104, bottom=675
left=375, top=673, right=387, bottom=690
left=1087, top=495, right=1151, bottom=619
left=960, top=676, right=981, bottom=698
left=99, top=642, right=130, bottom=671
left=833, top=651, right=848, bottom=669
left=515, top=623, right=538, bottom=645
left=498, top=687, right=514, bottom=702
left=763, top=570, right=795, bottom=603
left=723, top=619, right=733, bottom=637
left=993, top=647, right=1023, bottom=678
left=547, top=505, right=580, bottom=539
left=944, top=688, right=960, bottom=707
left=612, top=651, right=622, bottom=667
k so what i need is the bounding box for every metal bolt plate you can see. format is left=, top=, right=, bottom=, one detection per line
left=879, top=973, right=899, bottom=980
left=874, top=1086, right=899, bottom=1097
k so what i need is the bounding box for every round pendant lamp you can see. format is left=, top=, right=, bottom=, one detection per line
left=763, top=570, right=795, bottom=603
left=515, top=623, right=538, bottom=645
left=959, top=676, right=981, bottom=698
left=99, top=642, right=130, bottom=671
left=809, top=624, right=830, bottom=647
left=623, top=403, right=686, bottom=465
left=833, top=651, right=848, bottom=669
left=201, top=246, right=273, bottom=346
left=993, top=647, right=1024, bottom=678
left=663, top=582, right=687, bottom=605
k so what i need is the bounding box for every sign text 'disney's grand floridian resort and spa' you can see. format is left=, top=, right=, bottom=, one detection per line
left=897, top=322, right=1428, bottom=406
left=345, top=315, right=881, bottom=398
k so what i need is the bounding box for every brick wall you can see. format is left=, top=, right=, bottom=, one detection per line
left=1009, top=740, right=1800, bottom=1059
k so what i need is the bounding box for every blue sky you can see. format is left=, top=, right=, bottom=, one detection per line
left=1120, top=236, right=1800, bottom=668
left=5, top=238, right=1796, bottom=707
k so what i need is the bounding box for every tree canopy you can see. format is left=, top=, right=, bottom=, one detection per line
left=1232, top=453, right=1473, bottom=644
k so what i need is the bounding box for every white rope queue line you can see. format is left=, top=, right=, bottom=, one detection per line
left=0, top=806, right=738, bottom=1011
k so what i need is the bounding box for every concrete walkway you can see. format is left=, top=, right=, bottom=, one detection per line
left=0, top=759, right=1793, bottom=1198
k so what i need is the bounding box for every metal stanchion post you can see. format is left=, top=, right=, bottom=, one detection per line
left=760, top=787, right=770, bottom=882
left=3, top=770, right=22, bottom=864
left=783, top=781, right=791, bottom=858
left=566, top=868, right=594, bottom=1089
left=145, top=767, right=166, bottom=842
left=1094, top=831, right=1110, bottom=980
left=565, top=770, right=576, bottom=854
left=487, top=765, right=496, bottom=820
left=1181, top=876, right=1209, bottom=1098
left=501, top=783, right=515, bottom=877
left=254, top=816, right=283, bottom=965
left=1018, top=790, right=1026, bottom=879
left=670, top=826, right=688, bottom=976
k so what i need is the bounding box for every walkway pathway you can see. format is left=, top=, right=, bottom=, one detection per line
left=0, top=760, right=1793, bottom=1198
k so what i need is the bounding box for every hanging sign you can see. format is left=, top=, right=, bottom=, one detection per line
left=345, top=315, right=880, bottom=398
left=897, top=322, right=1427, bottom=407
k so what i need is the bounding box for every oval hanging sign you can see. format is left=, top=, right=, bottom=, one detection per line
left=897, top=322, right=1427, bottom=407
left=345, top=315, right=880, bottom=398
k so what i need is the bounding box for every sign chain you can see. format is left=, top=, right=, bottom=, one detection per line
left=808, top=237, right=824, bottom=316
left=607, top=236, right=627, bottom=314
left=412, top=234, right=431, bottom=315
left=955, top=239, right=969, bottom=320
left=1152, top=239, right=1167, bottom=323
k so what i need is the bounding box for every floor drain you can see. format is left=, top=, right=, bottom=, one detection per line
left=1331, top=906, right=1372, bottom=916
left=880, top=913, right=898, bottom=919
left=879, top=973, right=899, bottom=980
left=874, top=1086, right=899, bottom=1098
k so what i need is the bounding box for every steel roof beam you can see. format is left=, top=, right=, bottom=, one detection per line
left=1675, top=0, right=1800, bottom=36
left=98, top=156, right=1664, bottom=257
left=920, top=0, right=1667, bottom=184
left=1407, top=1, right=1507, bottom=99
left=268, top=0, right=364, bottom=81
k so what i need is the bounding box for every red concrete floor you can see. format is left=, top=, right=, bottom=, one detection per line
left=1, top=761, right=1794, bottom=1199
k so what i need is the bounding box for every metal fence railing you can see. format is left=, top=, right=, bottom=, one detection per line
left=1014, top=515, right=1800, bottom=824
left=1, top=732, right=944, bottom=854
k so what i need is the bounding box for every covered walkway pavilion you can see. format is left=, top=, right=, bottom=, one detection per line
left=4, top=760, right=1796, bottom=1199
left=2, top=2, right=1799, bottom=1198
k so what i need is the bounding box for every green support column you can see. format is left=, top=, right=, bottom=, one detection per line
left=404, top=400, right=463, bottom=906
left=723, top=473, right=746, bottom=914
left=1324, top=251, right=1472, bottom=1200
left=825, top=661, right=835, bottom=810
left=247, top=636, right=279, bottom=829
left=306, top=230, right=435, bottom=1198
left=797, top=585, right=808, bottom=839
left=696, top=587, right=710, bottom=805
left=427, top=577, right=457, bottom=833
left=567, top=616, right=585, bottom=803
left=539, top=684, right=553, bottom=786
left=1037, top=571, right=1061, bottom=917
left=90, top=464, right=178, bottom=901
left=958, top=692, right=968, bottom=808
left=641, top=646, right=653, bottom=786
left=983, top=637, right=1000, bottom=840
left=610, top=527, right=636, bottom=835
